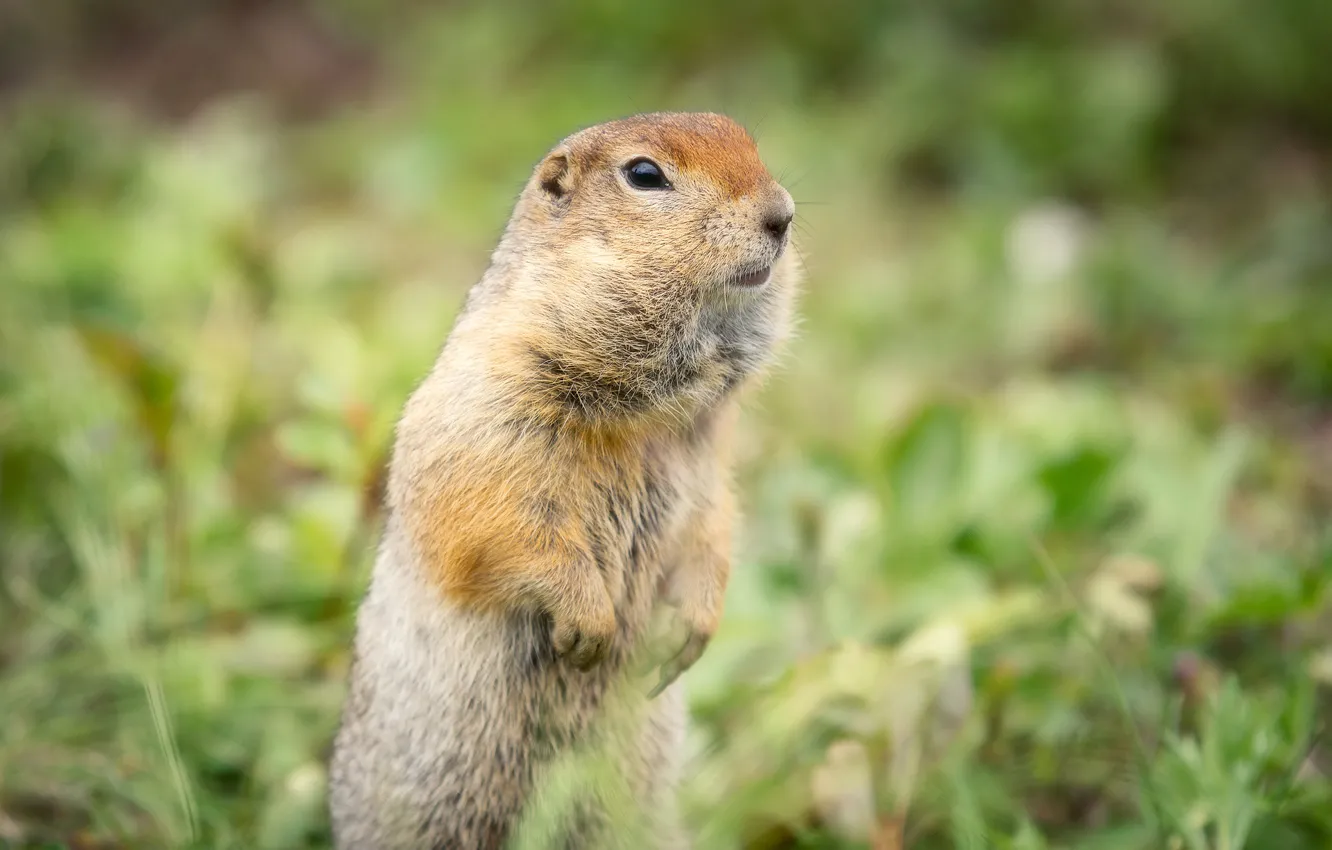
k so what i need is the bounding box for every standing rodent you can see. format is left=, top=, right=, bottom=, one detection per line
left=329, top=112, right=799, bottom=850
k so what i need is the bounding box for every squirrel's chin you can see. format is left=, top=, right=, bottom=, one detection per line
left=725, top=265, right=772, bottom=288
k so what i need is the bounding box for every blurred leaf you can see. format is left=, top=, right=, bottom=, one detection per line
left=74, top=324, right=179, bottom=467
left=217, top=618, right=322, bottom=677
left=882, top=401, right=970, bottom=535
left=274, top=419, right=359, bottom=480
left=254, top=763, right=327, bottom=850
left=1204, top=579, right=1304, bottom=630
left=810, top=740, right=874, bottom=844
left=1036, top=445, right=1122, bottom=530
left=1310, top=649, right=1332, bottom=685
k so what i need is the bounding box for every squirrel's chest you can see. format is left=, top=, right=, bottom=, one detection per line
left=585, top=452, right=696, bottom=618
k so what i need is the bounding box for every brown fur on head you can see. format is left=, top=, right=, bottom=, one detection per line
left=476, top=111, right=800, bottom=430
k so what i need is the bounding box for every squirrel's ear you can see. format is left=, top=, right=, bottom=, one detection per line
left=536, top=147, right=575, bottom=202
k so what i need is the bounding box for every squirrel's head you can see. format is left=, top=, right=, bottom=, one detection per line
left=519, top=112, right=795, bottom=296
left=482, top=112, right=800, bottom=428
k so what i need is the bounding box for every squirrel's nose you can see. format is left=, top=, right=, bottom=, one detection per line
left=764, top=210, right=793, bottom=241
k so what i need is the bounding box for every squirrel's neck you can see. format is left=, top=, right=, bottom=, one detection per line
left=481, top=326, right=739, bottom=438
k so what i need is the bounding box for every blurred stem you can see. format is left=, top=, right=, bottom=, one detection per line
left=140, top=670, right=199, bottom=844
left=1029, top=535, right=1168, bottom=833
left=162, top=458, right=189, bottom=600
left=979, top=661, right=1015, bottom=762
left=339, top=439, right=389, bottom=588
left=871, top=815, right=906, bottom=850
left=865, top=732, right=907, bottom=850
left=795, top=500, right=830, bottom=652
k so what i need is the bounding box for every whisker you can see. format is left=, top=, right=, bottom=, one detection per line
left=747, top=109, right=773, bottom=143
left=781, top=168, right=812, bottom=191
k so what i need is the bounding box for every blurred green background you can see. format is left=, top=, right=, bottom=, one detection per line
left=2, top=1, right=1330, bottom=848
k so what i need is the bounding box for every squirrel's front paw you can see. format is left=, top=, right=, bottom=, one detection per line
left=551, top=591, right=618, bottom=671
left=646, top=608, right=715, bottom=698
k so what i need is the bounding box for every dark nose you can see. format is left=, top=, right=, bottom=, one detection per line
left=764, top=210, right=793, bottom=241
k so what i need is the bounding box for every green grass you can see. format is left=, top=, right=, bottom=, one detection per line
left=2, top=6, right=1331, bottom=848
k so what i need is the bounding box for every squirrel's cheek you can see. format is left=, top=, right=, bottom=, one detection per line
left=701, top=212, right=739, bottom=248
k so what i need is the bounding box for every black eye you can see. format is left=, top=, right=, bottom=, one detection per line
left=623, top=158, right=671, bottom=190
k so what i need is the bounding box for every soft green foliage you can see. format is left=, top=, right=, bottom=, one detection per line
left=2, top=3, right=1330, bottom=849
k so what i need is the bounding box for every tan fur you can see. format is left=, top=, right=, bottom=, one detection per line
left=329, top=112, right=799, bottom=849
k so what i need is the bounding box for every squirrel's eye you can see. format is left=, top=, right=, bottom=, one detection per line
left=623, top=158, right=671, bottom=190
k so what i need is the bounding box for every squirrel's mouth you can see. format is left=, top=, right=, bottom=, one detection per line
left=727, top=265, right=772, bottom=288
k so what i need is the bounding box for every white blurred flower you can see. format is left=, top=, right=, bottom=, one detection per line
left=1005, top=202, right=1088, bottom=287
left=1002, top=201, right=1092, bottom=359
left=1087, top=568, right=1155, bottom=636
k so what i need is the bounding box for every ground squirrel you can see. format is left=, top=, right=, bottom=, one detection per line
left=329, top=112, right=800, bottom=849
